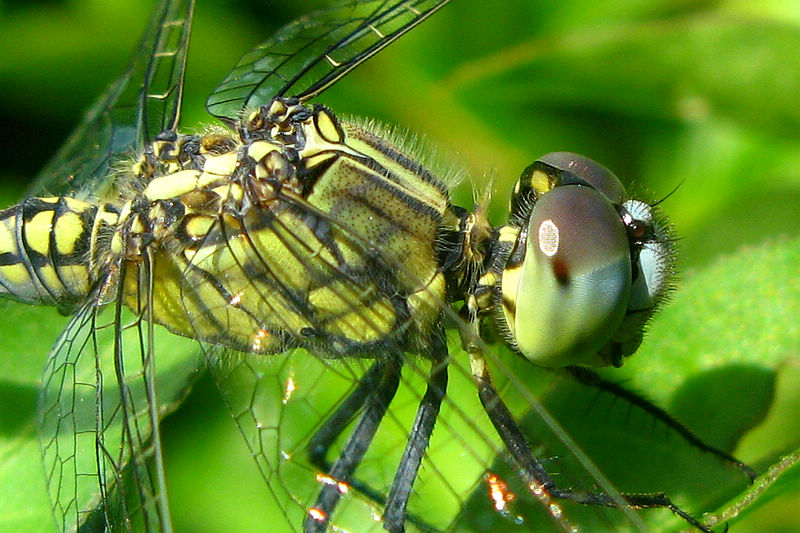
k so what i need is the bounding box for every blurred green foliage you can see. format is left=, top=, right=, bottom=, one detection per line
left=1, top=0, right=800, bottom=531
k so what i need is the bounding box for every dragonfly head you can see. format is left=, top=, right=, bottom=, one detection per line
left=497, top=152, right=674, bottom=368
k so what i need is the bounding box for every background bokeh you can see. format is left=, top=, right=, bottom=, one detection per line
left=2, top=0, right=800, bottom=531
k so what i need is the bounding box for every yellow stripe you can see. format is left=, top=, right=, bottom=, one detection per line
left=210, top=183, right=243, bottom=203
left=497, top=225, right=519, bottom=245
left=314, top=108, right=343, bottom=143
left=24, top=210, right=54, bottom=257
left=202, top=152, right=238, bottom=177
left=303, top=152, right=337, bottom=170
left=145, top=169, right=201, bottom=201
left=246, top=141, right=279, bottom=162
left=53, top=211, right=85, bottom=256
left=530, top=169, right=555, bottom=195
left=96, top=208, right=120, bottom=226
left=341, top=123, right=449, bottom=214
left=61, top=197, right=92, bottom=212
left=111, top=232, right=124, bottom=255
left=0, top=263, right=31, bottom=286
left=0, top=216, right=18, bottom=255
left=37, top=265, right=64, bottom=295
left=183, top=215, right=215, bottom=241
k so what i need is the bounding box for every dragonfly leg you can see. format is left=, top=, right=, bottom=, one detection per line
left=472, top=354, right=720, bottom=533
left=383, top=333, right=449, bottom=532
left=566, top=365, right=757, bottom=481
left=307, top=359, right=387, bottom=471
left=303, top=355, right=401, bottom=533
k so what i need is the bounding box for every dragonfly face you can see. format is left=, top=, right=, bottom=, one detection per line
left=2, top=1, right=785, bottom=532
left=495, top=153, right=673, bottom=368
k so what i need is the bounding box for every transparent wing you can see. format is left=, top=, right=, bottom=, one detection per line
left=27, top=0, right=194, bottom=200
left=38, top=267, right=200, bottom=532
left=205, top=0, right=451, bottom=125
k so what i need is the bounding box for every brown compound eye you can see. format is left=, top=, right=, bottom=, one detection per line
left=501, top=185, right=632, bottom=368
left=538, top=151, right=626, bottom=204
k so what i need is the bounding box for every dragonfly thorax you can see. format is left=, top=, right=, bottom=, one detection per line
left=109, top=100, right=458, bottom=359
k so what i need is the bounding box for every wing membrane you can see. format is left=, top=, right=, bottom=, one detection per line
left=206, top=0, right=451, bottom=125
left=27, top=0, right=194, bottom=200
left=38, top=269, right=200, bottom=532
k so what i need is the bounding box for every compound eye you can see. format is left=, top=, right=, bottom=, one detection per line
left=502, top=185, right=632, bottom=367
left=539, top=152, right=626, bottom=204
left=622, top=199, right=673, bottom=312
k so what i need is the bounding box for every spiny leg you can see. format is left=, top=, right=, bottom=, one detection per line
left=304, top=355, right=402, bottom=533
left=471, top=353, right=718, bottom=533
left=307, top=359, right=387, bottom=472
left=306, top=359, right=394, bottom=508
left=567, top=366, right=758, bottom=483
left=567, top=365, right=757, bottom=481
left=306, top=348, right=443, bottom=533
left=383, top=332, right=449, bottom=532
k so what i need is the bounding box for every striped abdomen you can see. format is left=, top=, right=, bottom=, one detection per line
left=0, top=196, right=118, bottom=312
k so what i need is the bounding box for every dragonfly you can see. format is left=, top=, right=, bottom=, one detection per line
left=0, top=0, right=761, bottom=532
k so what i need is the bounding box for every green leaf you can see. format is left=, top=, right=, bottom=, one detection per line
left=0, top=305, right=67, bottom=532
left=630, top=237, right=800, bottom=530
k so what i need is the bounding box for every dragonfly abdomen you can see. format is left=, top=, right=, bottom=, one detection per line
left=0, top=196, right=118, bottom=312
